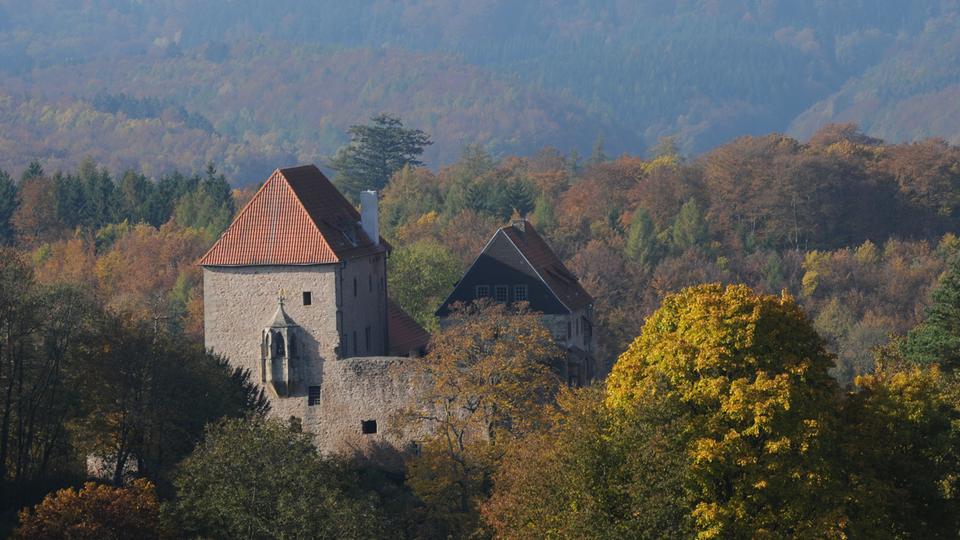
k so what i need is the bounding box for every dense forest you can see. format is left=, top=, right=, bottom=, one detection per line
left=3, top=1, right=960, bottom=181
left=2, top=112, right=960, bottom=535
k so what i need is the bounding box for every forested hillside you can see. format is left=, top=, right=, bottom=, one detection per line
left=4, top=121, right=960, bottom=535
left=3, top=1, right=960, bottom=181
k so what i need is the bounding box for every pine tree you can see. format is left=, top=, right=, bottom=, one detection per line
left=671, top=198, right=708, bottom=251
left=329, top=114, right=432, bottom=201
left=903, top=255, right=960, bottom=371
left=625, top=207, right=659, bottom=270
left=0, top=170, right=18, bottom=244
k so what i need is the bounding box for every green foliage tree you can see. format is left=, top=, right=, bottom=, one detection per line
left=387, top=240, right=462, bottom=332
left=20, top=161, right=43, bottom=182
left=174, top=418, right=385, bottom=540
left=14, top=479, right=161, bottom=540
left=903, top=255, right=960, bottom=370
left=624, top=207, right=660, bottom=270
left=670, top=198, right=708, bottom=251
left=379, top=165, right=442, bottom=236
left=172, top=165, right=235, bottom=240
left=330, top=114, right=432, bottom=201
left=0, top=170, right=17, bottom=244
left=72, top=319, right=267, bottom=487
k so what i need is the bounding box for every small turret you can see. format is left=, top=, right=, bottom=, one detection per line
left=260, top=293, right=299, bottom=396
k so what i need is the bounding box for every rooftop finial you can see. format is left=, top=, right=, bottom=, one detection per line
left=278, top=288, right=286, bottom=306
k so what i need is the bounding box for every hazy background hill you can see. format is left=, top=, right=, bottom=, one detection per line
left=2, top=0, right=960, bottom=182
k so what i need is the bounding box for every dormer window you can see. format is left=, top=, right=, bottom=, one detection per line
left=475, top=285, right=490, bottom=299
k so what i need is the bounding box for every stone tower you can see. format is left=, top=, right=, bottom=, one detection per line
left=200, top=165, right=428, bottom=454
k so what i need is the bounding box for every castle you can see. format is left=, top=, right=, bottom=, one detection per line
left=200, top=165, right=593, bottom=454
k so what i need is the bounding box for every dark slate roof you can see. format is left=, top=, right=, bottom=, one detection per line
left=199, top=165, right=388, bottom=266
left=436, top=220, right=593, bottom=316
left=500, top=221, right=593, bottom=311
left=388, top=299, right=430, bottom=356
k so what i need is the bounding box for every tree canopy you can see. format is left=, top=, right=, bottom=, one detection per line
left=329, top=114, right=432, bottom=201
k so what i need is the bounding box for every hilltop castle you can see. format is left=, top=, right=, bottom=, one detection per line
left=200, top=165, right=593, bottom=454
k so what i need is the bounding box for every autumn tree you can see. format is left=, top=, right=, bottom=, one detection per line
left=399, top=300, right=560, bottom=538
left=606, top=284, right=842, bottom=538
left=484, top=387, right=690, bottom=539
left=838, top=358, right=960, bottom=537
left=330, top=114, right=432, bottom=201
left=12, top=175, right=61, bottom=245
left=173, top=418, right=384, bottom=540
left=13, top=479, right=161, bottom=540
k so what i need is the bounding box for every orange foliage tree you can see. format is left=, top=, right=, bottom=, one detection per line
left=14, top=479, right=161, bottom=540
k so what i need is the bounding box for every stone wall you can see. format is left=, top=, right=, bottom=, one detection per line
left=203, top=261, right=421, bottom=457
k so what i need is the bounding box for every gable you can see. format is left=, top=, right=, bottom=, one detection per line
left=199, top=165, right=386, bottom=266
left=436, top=230, right=569, bottom=316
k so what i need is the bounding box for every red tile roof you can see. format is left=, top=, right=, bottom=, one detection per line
left=501, top=221, right=594, bottom=311
left=199, top=165, right=387, bottom=266
left=388, top=299, right=430, bottom=356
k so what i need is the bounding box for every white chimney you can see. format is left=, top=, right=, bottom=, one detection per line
left=360, top=190, right=380, bottom=246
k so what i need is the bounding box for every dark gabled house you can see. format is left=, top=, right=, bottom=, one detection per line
left=436, top=220, right=596, bottom=385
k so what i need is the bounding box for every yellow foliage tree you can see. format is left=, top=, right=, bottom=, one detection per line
left=606, top=284, right=842, bottom=538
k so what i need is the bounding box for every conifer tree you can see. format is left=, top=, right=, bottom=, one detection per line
left=903, top=255, right=960, bottom=370
left=0, top=170, right=18, bottom=244
left=329, top=114, right=432, bottom=201
left=671, top=198, right=708, bottom=251
left=625, top=207, right=660, bottom=270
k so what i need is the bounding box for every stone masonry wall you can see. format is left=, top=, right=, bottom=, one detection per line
left=203, top=261, right=422, bottom=456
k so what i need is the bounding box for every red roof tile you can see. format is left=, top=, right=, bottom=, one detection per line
left=388, top=299, right=430, bottom=356
left=199, top=165, right=387, bottom=266
left=501, top=221, right=594, bottom=311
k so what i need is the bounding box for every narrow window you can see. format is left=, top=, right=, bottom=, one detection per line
left=308, top=386, right=321, bottom=406
left=475, top=285, right=490, bottom=299
left=274, top=332, right=285, bottom=356
left=365, top=326, right=371, bottom=352
left=353, top=277, right=358, bottom=297
left=513, top=284, right=527, bottom=302
left=361, top=420, right=378, bottom=434
left=352, top=330, right=358, bottom=356
left=369, top=275, right=373, bottom=292
left=494, top=285, right=509, bottom=303
left=341, top=333, right=348, bottom=357
left=288, top=333, right=296, bottom=356
left=302, top=291, right=312, bottom=305
left=567, top=321, right=571, bottom=339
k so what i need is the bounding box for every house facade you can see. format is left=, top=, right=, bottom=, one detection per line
left=200, top=165, right=428, bottom=455
left=436, top=220, right=597, bottom=385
